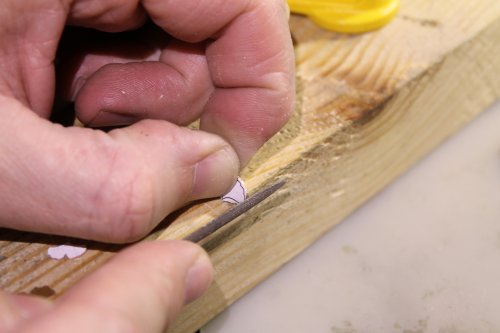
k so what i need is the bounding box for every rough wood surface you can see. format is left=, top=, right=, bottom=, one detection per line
left=1, top=1, right=499, bottom=332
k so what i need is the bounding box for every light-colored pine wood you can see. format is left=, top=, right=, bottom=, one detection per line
left=1, top=1, right=499, bottom=332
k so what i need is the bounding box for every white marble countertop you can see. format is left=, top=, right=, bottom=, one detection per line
left=202, top=100, right=500, bottom=333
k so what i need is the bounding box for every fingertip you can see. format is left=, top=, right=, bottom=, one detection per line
left=178, top=241, right=214, bottom=304
left=11, top=240, right=214, bottom=333
left=129, top=240, right=214, bottom=304
left=73, top=59, right=214, bottom=127
left=191, top=145, right=240, bottom=200
left=200, top=86, right=294, bottom=167
left=142, top=240, right=214, bottom=304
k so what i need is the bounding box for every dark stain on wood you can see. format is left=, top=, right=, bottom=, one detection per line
left=400, top=15, right=441, bottom=28
left=30, top=285, right=56, bottom=298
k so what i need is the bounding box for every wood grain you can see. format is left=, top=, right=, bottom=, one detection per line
left=1, top=1, right=499, bottom=332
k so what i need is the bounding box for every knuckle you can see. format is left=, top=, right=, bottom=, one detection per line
left=264, top=71, right=295, bottom=124
left=104, top=171, right=155, bottom=243
left=70, top=0, right=145, bottom=32
left=105, top=173, right=154, bottom=242
left=81, top=136, right=155, bottom=243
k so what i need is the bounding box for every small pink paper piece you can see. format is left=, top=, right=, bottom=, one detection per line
left=221, top=177, right=247, bottom=204
left=47, top=245, right=87, bottom=260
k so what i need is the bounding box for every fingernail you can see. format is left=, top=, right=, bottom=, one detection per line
left=191, top=147, right=239, bottom=199
left=87, top=110, right=136, bottom=127
left=184, top=251, right=214, bottom=303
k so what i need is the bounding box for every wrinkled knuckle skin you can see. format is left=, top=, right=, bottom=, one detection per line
left=107, top=174, right=155, bottom=243
left=87, top=149, right=156, bottom=243
left=69, top=0, right=145, bottom=32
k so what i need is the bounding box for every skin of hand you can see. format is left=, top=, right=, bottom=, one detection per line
left=0, top=241, right=214, bottom=332
left=0, top=0, right=294, bottom=242
left=0, top=0, right=294, bottom=332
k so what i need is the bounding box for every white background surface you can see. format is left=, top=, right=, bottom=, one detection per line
left=202, top=100, right=500, bottom=333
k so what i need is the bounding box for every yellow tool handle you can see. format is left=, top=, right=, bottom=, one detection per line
left=288, top=0, right=400, bottom=34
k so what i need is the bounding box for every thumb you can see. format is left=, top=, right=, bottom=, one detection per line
left=0, top=96, right=239, bottom=242
left=14, top=241, right=213, bottom=333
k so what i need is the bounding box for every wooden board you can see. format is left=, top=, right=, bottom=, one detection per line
left=1, top=1, right=500, bottom=332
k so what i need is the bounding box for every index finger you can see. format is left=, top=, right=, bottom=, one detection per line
left=144, top=0, right=295, bottom=166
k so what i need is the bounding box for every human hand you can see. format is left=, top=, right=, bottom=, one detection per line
left=1, top=241, right=213, bottom=332
left=0, top=0, right=294, bottom=242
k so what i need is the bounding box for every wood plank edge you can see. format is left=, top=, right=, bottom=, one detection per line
left=169, top=17, right=500, bottom=333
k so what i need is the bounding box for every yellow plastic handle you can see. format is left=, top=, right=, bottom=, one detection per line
left=288, top=0, right=400, bottom=33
